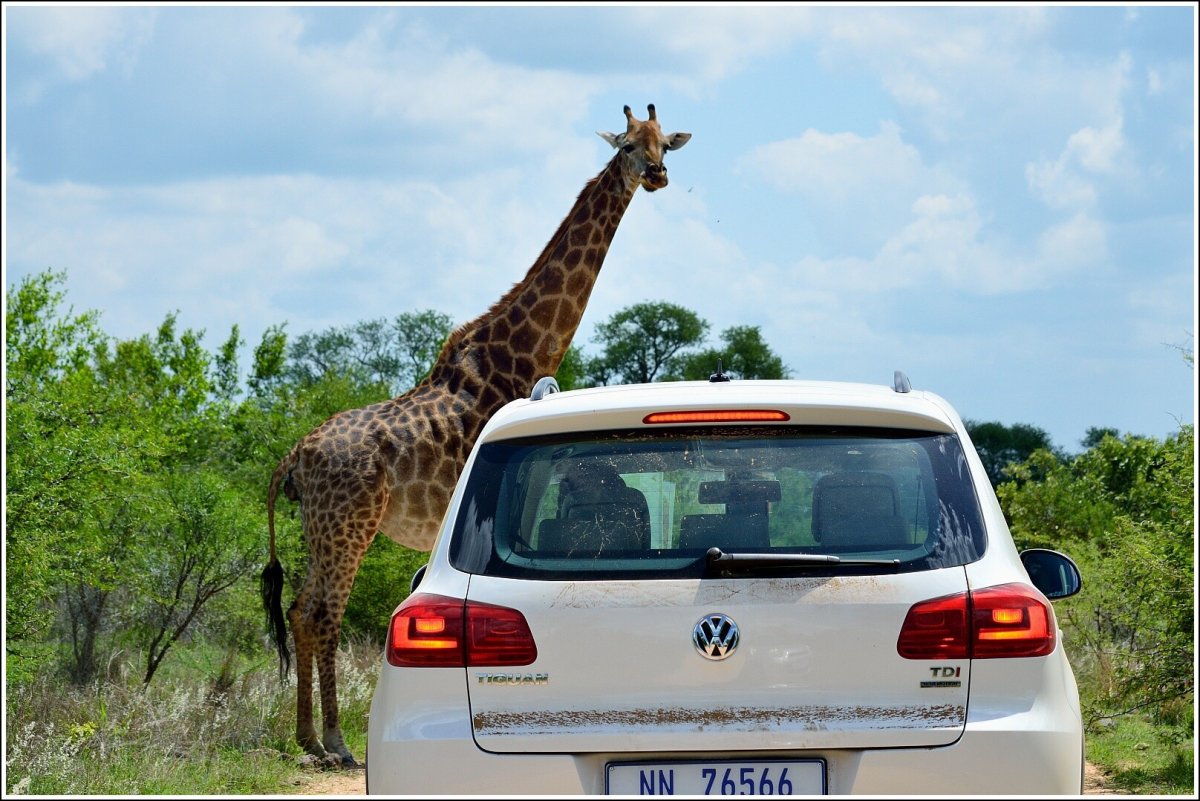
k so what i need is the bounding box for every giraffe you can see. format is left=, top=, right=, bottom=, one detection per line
left=260, top=104, right=690, bottom=766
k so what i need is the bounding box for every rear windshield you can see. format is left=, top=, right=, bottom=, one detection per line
left=449, top=425, right=986, bottom=580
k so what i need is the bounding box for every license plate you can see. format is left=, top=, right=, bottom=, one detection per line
left=605, top=759, right=826, bottom=795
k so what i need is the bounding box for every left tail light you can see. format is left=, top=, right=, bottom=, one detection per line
left=386, top=592, right=537, bottom=667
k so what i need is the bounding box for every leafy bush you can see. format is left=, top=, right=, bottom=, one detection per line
left=998, top=426, right=1194, bottom=744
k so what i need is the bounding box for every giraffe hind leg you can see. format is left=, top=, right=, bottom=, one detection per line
left=287, top=599, right=326, bottom=759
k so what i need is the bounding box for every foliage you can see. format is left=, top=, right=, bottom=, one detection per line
left=135, top=471, right=261, bottom=685
left=585, top=305, right=788, bottom=386
left=998, top=426, right=1194, bottom=745
left=964, top=419, right=1063, bottom=487
left=6, top=273, right=160, bottom=675
left=670, top=324, right=790, bottom=381
left=553, top=343, right=588, bottom=391
left=587, top=301, right=709, bottom=384
left=285, top=310, right=453, bottom=396
left=6, top=273, right=262, bottom=684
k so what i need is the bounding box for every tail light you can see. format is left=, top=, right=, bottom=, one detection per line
left=386, top=593, right=537, bottom=667
left=897, top=583, right=1057, bottom=659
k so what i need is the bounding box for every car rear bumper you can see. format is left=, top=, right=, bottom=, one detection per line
left=367, top=650, right=1082, bottom=795
left=366, top=717, right=1083, bottom=795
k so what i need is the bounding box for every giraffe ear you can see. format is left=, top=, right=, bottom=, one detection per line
left=665, top=132, right=692, bottom=151
left=598, top=131, right=623, bottom=149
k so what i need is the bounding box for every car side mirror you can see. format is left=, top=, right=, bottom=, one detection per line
left=410, top=563, right=428, bottom=594
left=1020, top=548, right=1082, bottom=600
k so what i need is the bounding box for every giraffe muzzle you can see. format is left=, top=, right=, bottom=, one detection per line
left=643, top=163, right=668, bottom=191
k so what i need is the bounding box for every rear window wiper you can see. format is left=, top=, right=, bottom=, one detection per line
left=701, top=547, right=900, bottom=575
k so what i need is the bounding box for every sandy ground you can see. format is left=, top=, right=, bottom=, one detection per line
left=287, top=761, right=1120, bottom=796
left=286, top=764, right=365, bottom=796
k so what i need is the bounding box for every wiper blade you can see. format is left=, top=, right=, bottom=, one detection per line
left=702, top=547, right=900, bottom=574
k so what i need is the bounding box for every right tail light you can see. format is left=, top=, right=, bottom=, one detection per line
left=897, top=582, right=1057, bottom=659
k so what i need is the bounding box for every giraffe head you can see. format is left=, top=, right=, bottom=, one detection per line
left=598, top=104, right=691, bottom=192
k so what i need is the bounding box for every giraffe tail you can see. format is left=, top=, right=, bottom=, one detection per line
left=261, top=451, right=294, bottom=681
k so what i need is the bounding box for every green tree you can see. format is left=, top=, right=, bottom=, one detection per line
left=1081, top=426, right=1120, bottom=451
left=286, top=311, right=453, bottom=396
left=998, top=428, right=1194, bottom=741
left=590, top=301, right=709, bottom=384
left=671, top=324, right=789, bottom=381
left=6, top=270, right=276, bottom=683
left=553, top=344, right=588, bottom=391
left=135, top=471, right=260, bottom=685
left=964, top=420, right=1062, bottom=487
left=5, top=272, right=153, bottom=675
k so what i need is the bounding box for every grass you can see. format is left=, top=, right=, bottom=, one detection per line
left=1085, top=714, right=1195, bottom=795
left=4, top=636, right=381, bottom=796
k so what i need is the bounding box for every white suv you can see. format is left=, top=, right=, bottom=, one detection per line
left=367, top=374, right=1084, bottom=795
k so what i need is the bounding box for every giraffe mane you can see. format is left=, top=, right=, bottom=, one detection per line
left=432, top=150, right=624, bottom=367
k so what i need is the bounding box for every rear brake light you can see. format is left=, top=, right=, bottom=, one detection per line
left=643, top=409, right=790, bottom=424
left=897, top=583, right=1056, bottom=660
left=971, top=583, right=1056, bottom=658
left=386, top=593, right=537, bottom=668
left=896, top=592, right=970, bottom=659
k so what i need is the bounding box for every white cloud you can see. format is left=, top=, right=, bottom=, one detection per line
left=1066, top=120, right=1126, bottom=174
left=9, top=6, right=156, bottom=82
left=738, top=120, right=976, bottom=258
left=249, top=9, right=601, bottom=161
left=1026, top=117, right=1131, bottom=210
left=1146, top=68, right=1164, bottom=96
left=630, top=6, right=815, bottom=83
left=740, top=121, right=926, bottom=203
left=1035, top=212, right=1109, bottom=269
left=1025, top=158, right=1099, bottom=211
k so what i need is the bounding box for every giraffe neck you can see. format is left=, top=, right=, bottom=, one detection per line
left=428, top=153, right=638, bottom=410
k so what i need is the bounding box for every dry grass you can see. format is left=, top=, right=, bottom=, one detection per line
left=5, top=637, right=382, bottom=795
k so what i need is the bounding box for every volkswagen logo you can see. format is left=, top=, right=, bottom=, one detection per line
left=693, top=613, right=739, bottom=660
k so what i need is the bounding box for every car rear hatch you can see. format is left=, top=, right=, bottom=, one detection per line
left=464, top=568, right=970, bottom=753
left=449, top=414, right=988, bottom=754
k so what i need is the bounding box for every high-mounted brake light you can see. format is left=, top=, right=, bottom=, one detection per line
left=896, top=583, right=1057, bottom=660
left=643, top=409, right=791, bottom=424
left=386, top=593, right=538, bottom=668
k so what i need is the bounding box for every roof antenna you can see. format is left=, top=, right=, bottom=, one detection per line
left=709, top=360, right=731, bottom=383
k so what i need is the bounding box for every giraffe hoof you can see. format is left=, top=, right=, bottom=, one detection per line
left=326, top=746, right=358, bottom=767
left=322, top=732, right=358, bottom=767
left=299, top=741, right=327, bottom=760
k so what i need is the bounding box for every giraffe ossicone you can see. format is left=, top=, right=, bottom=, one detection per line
left=260, top=104, right=689, bottom=767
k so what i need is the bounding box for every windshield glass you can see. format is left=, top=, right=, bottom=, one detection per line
left=449, top=425, right=986, bottom=580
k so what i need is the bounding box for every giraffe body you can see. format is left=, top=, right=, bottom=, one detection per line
left=262, top=105, right=690, bottom=766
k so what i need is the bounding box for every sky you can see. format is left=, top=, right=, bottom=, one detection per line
left=3, top=3, right=1196, bottom=453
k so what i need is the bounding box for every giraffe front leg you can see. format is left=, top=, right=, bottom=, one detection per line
left=288, top=602, right=326, bottom=759
left=316, top=604, right=358, bottom=766
left=316, top=643, right=356, bottom=766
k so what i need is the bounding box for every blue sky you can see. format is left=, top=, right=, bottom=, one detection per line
left=4, top=3, right=1196, bottom=452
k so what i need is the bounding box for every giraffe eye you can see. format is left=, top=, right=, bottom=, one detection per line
left=622, top=144, right=636, bottom=153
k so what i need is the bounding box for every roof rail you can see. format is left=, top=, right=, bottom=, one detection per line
left=530, top=376, right=560, bottom=401
left=893, top=370, right=912, bottom=394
